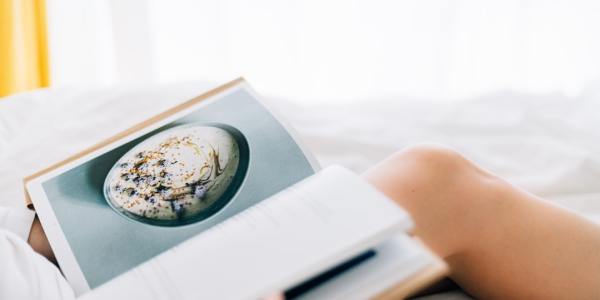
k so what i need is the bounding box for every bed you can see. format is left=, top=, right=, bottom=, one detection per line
left=2, top=82, right=600, bottom=299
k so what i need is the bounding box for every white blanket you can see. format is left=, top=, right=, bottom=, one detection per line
left=1, top=83, right=600, bottom=221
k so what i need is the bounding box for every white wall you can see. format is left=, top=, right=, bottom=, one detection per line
left=46, top=0, right=600, bottom=105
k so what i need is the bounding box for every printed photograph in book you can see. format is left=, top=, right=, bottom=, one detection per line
left=103, top=123, right=249, bottom=227
left=25, top=79, right=319, bottom=293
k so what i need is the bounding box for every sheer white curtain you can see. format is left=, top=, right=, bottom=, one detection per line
left=46, top=0, right=155, bottom=87
left=46, top=0, right=600, bottom=105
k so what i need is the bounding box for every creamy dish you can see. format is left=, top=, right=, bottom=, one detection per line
left=104, top=125, right=240, bottom=223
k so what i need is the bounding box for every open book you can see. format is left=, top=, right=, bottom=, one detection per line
left=25, top=78, right=447, bottom=299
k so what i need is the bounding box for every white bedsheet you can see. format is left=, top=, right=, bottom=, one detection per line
left=1, top=83, right=600, bottom=221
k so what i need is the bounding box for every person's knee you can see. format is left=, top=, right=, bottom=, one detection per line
left=378, top=144, right=507, bottom=208
left=366, top=143, right=502, bottom=201
left=364, top=145, right=480, bottom=251
left=366, top=145, right=456, bottom=206
left=365, top=144, right=504, bottom=255
left=371, top=144, right=480, bottom=190
left=392, top=144, right=470, bottom=177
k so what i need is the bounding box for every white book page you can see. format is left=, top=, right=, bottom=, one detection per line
left=81, top=166, right=413, bottom=300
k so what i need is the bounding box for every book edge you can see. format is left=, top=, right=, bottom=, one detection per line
left=374, top=237, right=449, bottom=300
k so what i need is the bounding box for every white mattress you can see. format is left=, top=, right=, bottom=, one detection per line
left=1, top=82, right=600, bottom=222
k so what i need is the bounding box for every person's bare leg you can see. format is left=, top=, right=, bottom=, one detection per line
left=363, top=145, right=600, bottom=299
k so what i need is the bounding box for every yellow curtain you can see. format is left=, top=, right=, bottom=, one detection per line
left=0, top=0, right=49, bottom=98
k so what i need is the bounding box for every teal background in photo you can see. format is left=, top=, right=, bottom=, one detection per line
left=41, top=89, right=316, bottom=288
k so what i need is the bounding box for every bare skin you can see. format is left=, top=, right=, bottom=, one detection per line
left=27, top=215, right=56, bottom=265
left=364, top=145, right=600, bottom=299
left=28, top=144, right=600, bottom=298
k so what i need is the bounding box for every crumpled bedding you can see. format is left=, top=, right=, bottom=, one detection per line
left=1, top=82, right=600, bottom=300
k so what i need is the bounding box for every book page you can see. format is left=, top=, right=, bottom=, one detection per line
left=25, top=79, right=321, bottom=294
left=81, top=166, right=413, bottom=299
